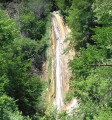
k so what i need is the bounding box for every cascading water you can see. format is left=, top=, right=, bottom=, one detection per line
left=52, top=16, right=64, bottom=111
left=51, top=11, right=78, bottom=114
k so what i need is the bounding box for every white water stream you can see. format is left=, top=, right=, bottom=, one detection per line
left=52, top=17, right=64, bottom=111
left=51, top=12, right=78, bottom=114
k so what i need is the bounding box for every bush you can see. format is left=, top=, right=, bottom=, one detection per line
left=64, top=90, right=74, bottom=103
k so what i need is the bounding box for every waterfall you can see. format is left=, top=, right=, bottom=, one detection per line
left=51, top=11, right=78, bottom=113
left=52, top=16, right=64, bottom=111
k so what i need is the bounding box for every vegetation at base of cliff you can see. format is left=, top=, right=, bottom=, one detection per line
left=56, top=0, right=112, bottom=119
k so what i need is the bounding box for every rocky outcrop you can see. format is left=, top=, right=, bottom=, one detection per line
left=51, top=11, right=75, bottom=111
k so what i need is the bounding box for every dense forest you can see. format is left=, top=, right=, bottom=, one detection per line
left=0, top=0, right=112, bottom=120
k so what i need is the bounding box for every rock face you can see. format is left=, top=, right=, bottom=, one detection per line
left=51, top=11, right=75, bottom=111
left=41, top=11, right=77, bottom=113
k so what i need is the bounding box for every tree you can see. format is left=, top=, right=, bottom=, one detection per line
left=66, top=0, right=95, bottom=49
left=0, top=95, right=31, bottom=120
left=0, top=7, right=47, bottom=118
left=0, top=10, right=18, bottom=47
left=66, top=0, right=112, bottom=119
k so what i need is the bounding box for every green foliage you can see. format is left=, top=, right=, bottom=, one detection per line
left=19, top=0, right=50, bottom=77
left=0, top=10, right=18, bottom=47
left=20, top=8, right=45, bottom=40
left=55, top=0, right=72, bottom=17
left=92, top=0, right=112, bottom=26
left=20, top=0, right=50, bottom=40
left=27, top=0, right=50, bottom=19
left=0, top=38, right=45, bottom=116
left=94, top=107, right=112, bottom=120
left=20, top=8, right=35, bottom=24
left=64, top=90, right=74, bottom=103
left=13, top=37, right=41, bottom=58
left=64, top=0, right=112, bottom=119
left=0, top=75, right=8, bottom=96
left=44, top=106, right=56, bottom=120
left=58, top=110, right=71, bottom=120
left=0, top=95, right=31, bottom=120
left=92, top=27, right=112, bottom=59
left=72, top=102, right=112, bottom=120
left=0, top=1, right=49, bottom=118
left=69, top=30, right=112, bottom=119
left=66, top=0, right=95, bottom=49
